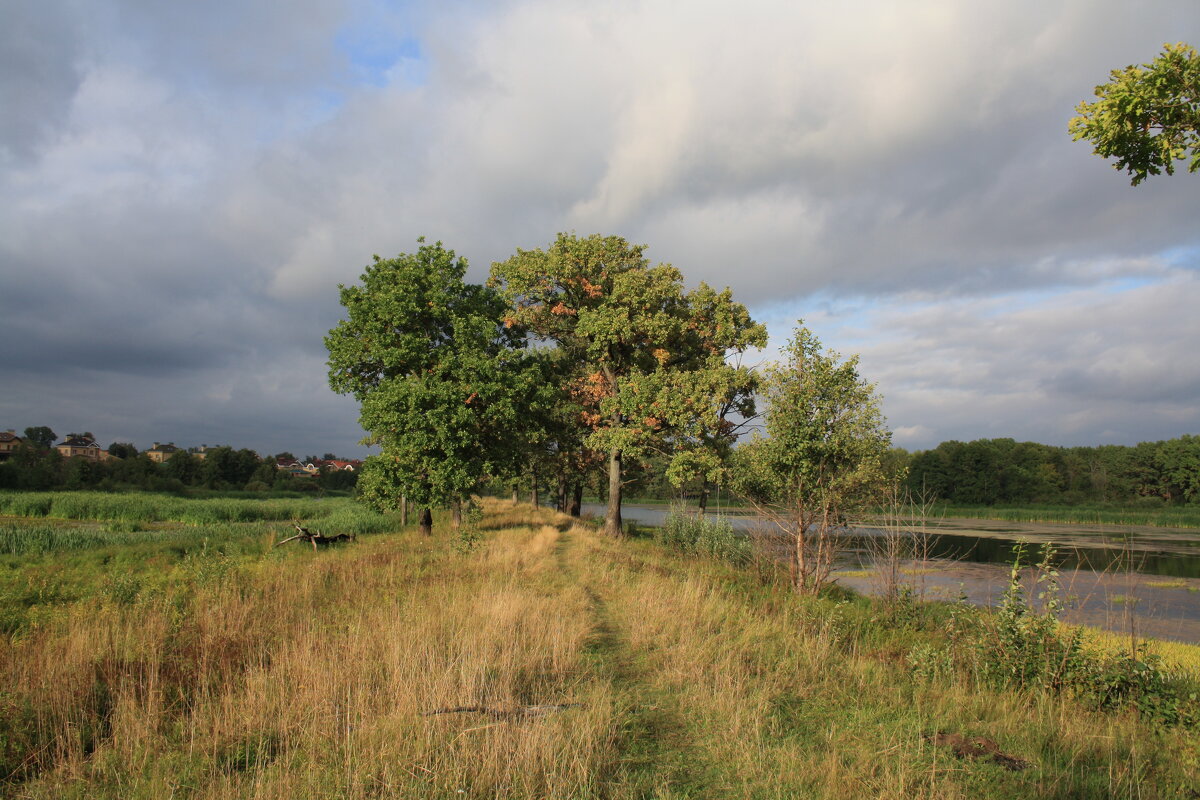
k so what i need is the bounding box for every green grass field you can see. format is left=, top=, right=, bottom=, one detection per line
left=0, top=492, right=1197, bottom=798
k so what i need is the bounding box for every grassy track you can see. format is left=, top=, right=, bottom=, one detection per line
left=0, top=496, right=1198, bottom=797
left=561, top=531, right=707, bottom=796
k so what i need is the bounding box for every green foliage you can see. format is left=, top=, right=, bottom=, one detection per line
left=906, top=434, right=1200, bottom=509
left=982, top=543, right=1087, bottom=691
left=452, top=499, right=487, bottom=554
left=731, top=323, right=891, bottom=592
left=1070, top=42, right=1200, bottom=184
left=0, top=445, right=62, bottom=490
left=0, top=691, right=42, bottom=782
left=326, top=239, right=548, bottom=521
left=453, top=524, right=485, bottom=555
left=905, top=640, right=954, bottom=682
left=909, top=542, right=1200, bottom=727
left=106, top=442, right=138, bottom=460
left=22, top=426, right=56, bottom=449
left=0, top=491, right=361, bottom=526
left=489, top=233, right=766, bottom=534
left=656, top=506, right=752, bottom=565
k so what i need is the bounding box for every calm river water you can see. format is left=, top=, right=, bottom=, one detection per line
left=581, top=503, right=1200, bottom=643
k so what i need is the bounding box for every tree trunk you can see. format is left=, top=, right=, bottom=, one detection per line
left=569, top=482, right=583, bottom=517
left=451, top=497, right=462, bottom=529
left=604, top=448, right=623, bottom=537
left=511, top=483, right=519, bottom=504
left=698, top=481, right=710, bottom=514
left=531, top=472, right=539, bottom=508
left=400, top=495, right=408, bottom=527
left=418, top=507, right=432, bottom=537
left=556, top=472, right=567, bottom=513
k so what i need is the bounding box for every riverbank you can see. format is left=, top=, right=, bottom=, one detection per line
left=924, top=503, right=1200, bottom=529
left=588, top=503, right=1200, bottom=642
left=579, top=497, right=1200, bottom=527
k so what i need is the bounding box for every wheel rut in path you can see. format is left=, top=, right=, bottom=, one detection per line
left=556, top=532, right=708, bottom=797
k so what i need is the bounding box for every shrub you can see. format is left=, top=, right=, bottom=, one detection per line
left=910, top=541, right=1200, bottom=726
left=657, top=506, right=704, bottom=551
left=657, top=506, right=752, bottom=566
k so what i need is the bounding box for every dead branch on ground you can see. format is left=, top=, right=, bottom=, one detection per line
left=274, top=521, right=356, bottom=550
left=422, top=704, right=581, bottom=720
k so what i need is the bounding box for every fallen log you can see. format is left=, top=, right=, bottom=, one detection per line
left=925, top=732, right=1031, bottom=771
left=422, top=703, right=581, bottom=720
left=274, top=522, right=356, bottom=550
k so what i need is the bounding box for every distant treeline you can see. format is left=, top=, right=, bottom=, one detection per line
left=0, top=447, right=357, bottom=494
left=901, top=435, right=1199, bottom=507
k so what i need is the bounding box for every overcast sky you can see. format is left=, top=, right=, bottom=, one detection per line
left=2, top=0, right=1198, bottom=457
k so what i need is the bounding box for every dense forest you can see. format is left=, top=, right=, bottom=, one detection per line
left=900, top=435, right=1200, bottom=507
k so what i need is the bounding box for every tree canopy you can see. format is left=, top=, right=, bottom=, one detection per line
left=905, top=434, right=1200, bottom=507
left=326, top=238, right=548, bottom=533
left=732, top=324, right=891, bottom=593
left=1070, top=42, right=1200, bottom=185
left=489, top=233, right=766, bottom=536
left=23, top=426, right=56, bottom=449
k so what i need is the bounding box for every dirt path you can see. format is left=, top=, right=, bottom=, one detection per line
left=557, top=530, right=708, bottom=797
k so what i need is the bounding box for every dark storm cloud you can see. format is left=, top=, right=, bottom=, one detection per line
left=0, top=2, right=83, bottom=160
left=2, top=0, right=1198, bottom=456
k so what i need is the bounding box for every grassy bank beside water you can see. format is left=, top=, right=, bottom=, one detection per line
left=932, top=503, right=1200, bottom=529
left=585, top=495, right=1200, bottom=529
left=0, top=494, right=1198, bottom=798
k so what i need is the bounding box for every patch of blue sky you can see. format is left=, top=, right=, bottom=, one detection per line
left=336, top=24, right=426, bottom=88
left=1096, top=275, right=1158, bottom=295
left=1159, top=243, right=1200, bottom=271
left=749, top=293, right=887, bottom=349
left=975, top=269, right=1181, bottom=313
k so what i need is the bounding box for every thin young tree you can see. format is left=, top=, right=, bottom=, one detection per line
left=732, top=323, right=891, bottom=593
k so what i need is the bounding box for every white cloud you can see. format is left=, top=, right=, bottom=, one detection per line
left=832, top=269, right=1200, bottom=448
left=2, top=0, right=1198, bottom=456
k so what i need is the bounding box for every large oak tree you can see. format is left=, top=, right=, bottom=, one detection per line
left=489, top=233, right=766, bottom=536
left=326, top=239, right=545, bottom=535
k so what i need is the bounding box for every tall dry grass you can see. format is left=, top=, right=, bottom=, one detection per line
left=1, top=506, right=618, bottom=799
left=565, top=532, right=1198, bottom=798
left=1, top=496, right=1197, bottom=798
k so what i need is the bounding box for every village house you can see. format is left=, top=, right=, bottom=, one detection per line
left=55, top=433, right=116, bottom=462
left=321, top=459, right=362, bottom=471
left=0, top=430, right=23, bottom=461
left=274, top=459, right=314, bottom=478
left=274, top=457, right=362, bottom=477
left=145, top=442, right=180, bottom=463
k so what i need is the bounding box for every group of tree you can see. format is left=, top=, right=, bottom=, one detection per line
left=327, top=234, right=773, bottom=535
left=326, top=233, right=893, bottom=596
left=0, top=439, right=355, bottom=494
left=900, top=435, right=1200, bottom=507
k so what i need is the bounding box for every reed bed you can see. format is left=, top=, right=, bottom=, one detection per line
left=0, top=524, right=180, bottom=555
left=0, top=491, right=373, bottom=526
left=936, top=503, right=1200, bottom=528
